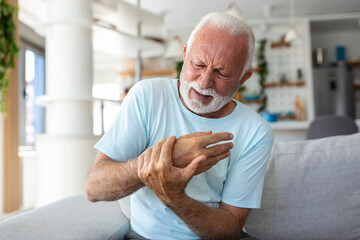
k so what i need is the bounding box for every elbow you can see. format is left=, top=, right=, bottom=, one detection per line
left=84, top=178, right=99, bottom=202
left=85, top=191, right=99, bottom=202
left=85, top=188, right=99, bottom=202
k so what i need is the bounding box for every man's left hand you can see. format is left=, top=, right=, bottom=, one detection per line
left=137, top=136, right=206, bottom=204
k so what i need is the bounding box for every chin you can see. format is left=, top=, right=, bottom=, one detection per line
left=186, top=98, right=228, bottom=114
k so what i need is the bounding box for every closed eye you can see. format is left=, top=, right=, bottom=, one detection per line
left=216, top=70, right=229, bottom=78
left=192, top=61, right=206, bottom=69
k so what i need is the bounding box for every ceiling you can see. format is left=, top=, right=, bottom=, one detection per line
left=20, top=0, right=360, bottom=32
left=18, top=0, right=360, bottom=63
left=121, top=0, right=360, bottom=29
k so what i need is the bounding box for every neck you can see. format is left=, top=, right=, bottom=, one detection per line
left=177, top=81, right=236, bottom=119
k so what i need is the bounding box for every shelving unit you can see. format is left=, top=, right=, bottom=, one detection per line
left=241, top=99, right=263, bottom=104
left=118, top=69, right=175, bottom=77
left=263, top=81, right=305, bottom=88
left=348, top=61, right=360, bottom=67
left=92, top=22, right=164, bottom=59
left=244, top=19, right=312, bottom=122
left=329, top=61, right=360, bottom=67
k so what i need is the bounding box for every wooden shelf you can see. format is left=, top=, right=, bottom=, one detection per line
left=329, top=61, right=360, bottom=67
left=270, top=36, right=291, bottom=48
left=241, top=99, right=262, bottom=104
left=262, top=81, right=305, bottom=88
left=347, top=61, right=360, bottom=67
left=251, top=67, right=261, bottom=73
left=270, top=41, right=291, bottom=48
left=118, top=69, right=176, bottom=77
left=92, top=22, right=164, bottom=58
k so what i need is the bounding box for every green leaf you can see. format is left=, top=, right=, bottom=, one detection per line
left=0, top=0, right=19, bottom=111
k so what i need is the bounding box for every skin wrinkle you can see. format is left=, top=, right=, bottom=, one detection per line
left=179, top=26, right=251, bottom=119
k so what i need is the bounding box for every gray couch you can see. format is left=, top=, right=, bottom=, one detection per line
left=1, top=133, right=360, bottom=240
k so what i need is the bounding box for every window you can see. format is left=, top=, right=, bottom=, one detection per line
left=19, top=41, right=45, bottom=146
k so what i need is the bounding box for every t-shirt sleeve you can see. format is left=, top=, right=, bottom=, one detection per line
left=94, top=82, right=149, bottom=161
left=221, top=125, right=274, bottom=209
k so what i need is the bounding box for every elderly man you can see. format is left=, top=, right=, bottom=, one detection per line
left=85, top=12, right=273, bottom=240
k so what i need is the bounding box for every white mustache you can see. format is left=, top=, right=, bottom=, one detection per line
left=187, top=81, right=218, bottom=98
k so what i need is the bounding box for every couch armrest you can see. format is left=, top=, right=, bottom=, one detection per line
left=0, top=193, right=130, bottom=240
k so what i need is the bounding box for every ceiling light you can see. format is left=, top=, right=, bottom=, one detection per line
left=226, top=2, right=246, bottom=22
left=164, top=35, right=183, bottom=61
left=285, top=25, right=301, bottom=42
left=285, top=0, right=301, bottom=43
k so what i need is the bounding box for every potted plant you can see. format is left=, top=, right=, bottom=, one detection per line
left=257, top=38, right=268, bottom=113
left=0, top=0, right=19, bottom=112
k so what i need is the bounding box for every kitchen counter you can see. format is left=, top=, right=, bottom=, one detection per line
left=269, top=119, right=360, bottom=142
left=269, top=121, right=310, bottom=130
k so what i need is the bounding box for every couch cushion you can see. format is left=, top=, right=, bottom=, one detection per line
left=245, top=133, right=360, bottom=240
left=0, top=193, right=130, bottom=240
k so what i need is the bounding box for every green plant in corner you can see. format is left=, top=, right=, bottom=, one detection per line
left=257, top=38, right=268, bottom=113
left=0, top=0, right=19, bottom=112
left=175, top=61, right=183, bottom=79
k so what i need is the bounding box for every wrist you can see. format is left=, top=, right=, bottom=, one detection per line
left=162, top=192, right=189, bottom=209
left=133, top=159, right=145, bottom=186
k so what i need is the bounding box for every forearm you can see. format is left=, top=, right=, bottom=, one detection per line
left=165, top=195, right=242, bottom=240
left=85, top=158, right=144, bottom=202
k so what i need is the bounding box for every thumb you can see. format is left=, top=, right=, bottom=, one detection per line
left=182, top=155, right=207, bottom=181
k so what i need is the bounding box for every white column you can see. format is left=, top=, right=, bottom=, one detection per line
left=36, top=0, right=99, bottom=206
left=44, top=0, right=93, bottom=134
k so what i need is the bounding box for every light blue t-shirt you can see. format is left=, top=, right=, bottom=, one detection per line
left=95, top=78, right=274, bottom=239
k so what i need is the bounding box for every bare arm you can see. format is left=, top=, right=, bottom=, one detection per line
left=85, top=131, right=233, bottom=202
left=138, top=136, right=249, bottom=239
left=84, top=152, right=143, bottom=202
left=166, top=195, right=250, bottom=239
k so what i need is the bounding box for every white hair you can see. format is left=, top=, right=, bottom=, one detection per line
left=186, top=12, right=255, bottom=80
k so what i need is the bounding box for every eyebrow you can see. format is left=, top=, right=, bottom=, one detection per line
left=191, top=57, right=231, bottom=74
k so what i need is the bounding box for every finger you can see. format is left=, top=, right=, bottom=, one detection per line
left=183, top=155, right=207, bottom=180
left=142, top=148, right=152, bottom=171
left=137, top=155, right=144, bottom=180
left=138, top=154, right=144, bottom=171
left=205, top=151, right=231, bottom=168
left=194, top=151, right=231, bottom=175
left=160, top=136, right=176, bottom=166
left=200, top=132, right=234, bottom=146
left=138, top=148, right=151, bottom=180
left=181, top=130, right=212, bottom=139
left=152, top=138, right=167, bottom=164
left=205, top=142, right=234, bottom=158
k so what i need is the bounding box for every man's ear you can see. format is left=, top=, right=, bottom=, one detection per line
left=236, top=69, right=253, bottom=91
left=183, top=45, right=187, bottom=60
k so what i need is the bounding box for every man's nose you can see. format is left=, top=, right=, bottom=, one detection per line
left=199, top=69, right=214, bottom=89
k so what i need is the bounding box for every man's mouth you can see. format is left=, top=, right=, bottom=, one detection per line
left=191, top=88, right=213, bottom=101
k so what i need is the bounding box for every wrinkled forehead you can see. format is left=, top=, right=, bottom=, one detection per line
left=188, top=26, right=248, bottom=67
left=190, top=25, right=248, bottom=55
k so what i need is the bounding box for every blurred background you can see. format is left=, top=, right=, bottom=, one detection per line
left=1, top=0, right=360, bottom=218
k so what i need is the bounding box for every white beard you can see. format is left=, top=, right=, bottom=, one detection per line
left=179, top=73, right=235, bottom=114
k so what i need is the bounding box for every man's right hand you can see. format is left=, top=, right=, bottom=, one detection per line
left=172, top=131, right=234, bottom=175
